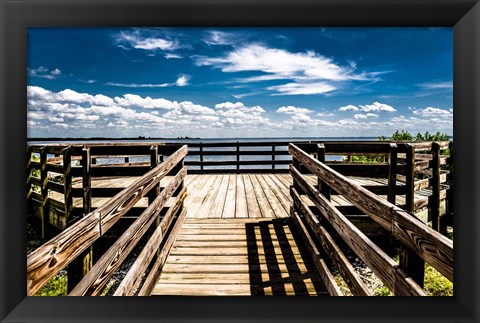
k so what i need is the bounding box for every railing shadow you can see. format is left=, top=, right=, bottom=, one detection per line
left=245, top=218, right=326, bottom=296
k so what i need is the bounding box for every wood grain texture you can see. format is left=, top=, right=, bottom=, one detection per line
left=27, top=145, right=187, bottom=295
left=289, top=144, right=453, bottom=282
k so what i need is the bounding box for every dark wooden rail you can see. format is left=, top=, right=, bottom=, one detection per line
left=27, top=145, right=188, bottom=296
left=289, top=143, right=453, bottom=296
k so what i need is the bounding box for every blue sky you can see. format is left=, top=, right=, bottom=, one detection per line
left=27, top=27, right=453, bottom=138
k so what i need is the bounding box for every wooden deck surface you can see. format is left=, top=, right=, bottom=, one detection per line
left=151, top=217, right=328, bottom=296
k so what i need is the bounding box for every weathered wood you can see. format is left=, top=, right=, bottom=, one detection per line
left=70, top=181, right=186, bottom=296
left=272, top=145, right=276, bottom=170
left=431, top=142, right=441, bottom=232
left=187, top=150, right=291, bottom=156
left=288, top=145, right=453, bottom=281
left=114, top=198, right=186, bottom=296
left=291, top=210, right=343, bottom=296
left=199, top=142, right=204, bottom=171
left=137, top=208, right=188, bottom=296
left=317, top=144, right=331, bottom=200
left=27, top=145, right=188, bottom=295
left=82, top=147, right=92, bottom=216
left=243, top=174, right=262, bottom=218
left=289, top=168, right=425, bottom=295
left=148, top=145, right=159, bottom=206
left=39, top=147, right=48, bottom=238
left=294, top=192, right=371, bottom=296
left=236, top=141, right=240, bottom=171
left=63, top=147, right=73, bottom=224
left=388, top=143, right=397, bottom=204
left=405, top=144, right=415, bottom=213
left=446, top=141, right=453, bottom=224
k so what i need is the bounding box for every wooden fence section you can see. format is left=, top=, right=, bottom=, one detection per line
left=26, top=145, right=188, bottom=296
left=289, top=143, right=453, bottom=296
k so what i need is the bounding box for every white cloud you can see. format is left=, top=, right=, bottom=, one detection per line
left=354, top=114, right=368, bottom=119
left=106, top=82, right=170, bottom=88
left=366, top=113, right=379, bottom=118
left=204, top=31, right=238, bottom=46
left=277, top=106, right=313, bottom=115
left=359, top=102, right=396, bottom=112
left=339, top=105, right=359, bottom=111
left=195, top=44, right=378, bottom=96
left=412, top=107, right=452, bottom=117
left=339, top=102, right=396, bottom=113
left=267, top=82, right=336, bottom=96
left=175, top=75, right=190, bottom=87
left=28, top=66, right=62, bottom=80
left=115, top=30, right=180, bottom=51
left=165, top=53, right=182, bottom=59
left=418, top=82, right=453, bottom=90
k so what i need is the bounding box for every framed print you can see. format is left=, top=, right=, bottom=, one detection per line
left=1, top=0, right=479, bottom=322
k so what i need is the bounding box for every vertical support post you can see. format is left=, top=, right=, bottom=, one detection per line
left=63, top=146, right=73, bottom=229
left=431, top=142, right=441, bottom=233
left=124, top=156, right=129, bottom=163
left=149, top=145, right=159, bottom=206
left=405, top=144, right=415, bottom=212
left=387, top=143, right=398, bottom=205
left=27, top=146, right=33, bottom=199
left=200, top=142, right=204, bottom=172
left=68, top=146, right=93, bottom=292
left=272, top=144, right=276, bottom=171
left=291, top=149, right=302, bottom=194
left=236, top=141, right=240, bottom=172
left=399, top=143, right=424, bottom=290
left=39, top=147, right=48, bottom=239
left=446, top=141, right=453, bottom=226
left=316, top=144, right=331, bottom=200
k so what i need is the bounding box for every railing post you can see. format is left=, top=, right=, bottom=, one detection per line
left=387, top=143, right=397, bottom=205
left=272, top=144, right=276, bottom=171
left=405, top=144, right=415, bottom=212
left=446, top=141, right=453, bottom=226
left=63, top=146, right=73, bottom=229
left=431, top=142, right=442, bottom=233
left=124, top=156, right=129, bottom=163
left=398, top=143, right=424, bottom=290
left=149, top=145, right=159, bottom=206
left=236, top=141, right=240, bottom=172
left=316, top=143, right=330, bottom=200
left=27, top=146, right=33, bottom=199
left=68, top=146, right=93, bottom=292
left=200, top=142, right=204, bottom=172
left=39, top=147, right=48, bottom=239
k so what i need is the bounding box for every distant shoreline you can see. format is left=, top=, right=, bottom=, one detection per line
left=27, top=136, right=379, bottom=142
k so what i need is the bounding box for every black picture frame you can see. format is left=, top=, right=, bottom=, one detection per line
left=1, top=0, right=479, bottom=322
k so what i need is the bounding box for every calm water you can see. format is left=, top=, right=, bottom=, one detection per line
left=28, top=137, right=378, bottom=170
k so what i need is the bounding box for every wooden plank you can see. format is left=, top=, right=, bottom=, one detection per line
left=208, top=175, right=229, bottom=218
left=137, top=208, right=188, bottom=296
left=113, top=193, right=186, bottom=296
left=170, top=246, right=303, bottom=256
left=196, top=175, right=224, bottom=218
left=405, top=144, right=415, bottom=212
left=152, top=283, right=323, bottom=296
left=249, top=174, right=275, bottom=218
left=289, top=144, right=453, bottom=282
left=291, top=210, right=343, bottom=296
left=68, top=176, right=186, bottom=296
left=235, top=174, right=249, bottom=218
left=388, top=143, right=397, bottom=204
left=256, top=174, right=288, bottom=218
left=222, top=175, right=237, bottom=218
left=431, top=142, right=441, bottom=232
left=164, top=255, right=306, bottom=264
left=294, top=194, right=371, bottom=296
left=289, top=167, right=426, bottom=296
left=27, top=145, right=188, bottom=295
left=185, top=174, right=215, bottom=212
left=239, top=175, right=261, bottom=218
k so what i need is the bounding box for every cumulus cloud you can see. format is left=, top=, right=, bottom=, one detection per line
left=354, top=114, right=368, bottom=119
left=412, top=107, right=452, bottom=117
left=115, top=30, right=180, bottom=51
left=276, top=106, right=313, bottom=115
left=28, top=66, right=62, bottom=80
left=339, top=102, right=396, bottom=113
left=175, top=75, right=190, bottom=87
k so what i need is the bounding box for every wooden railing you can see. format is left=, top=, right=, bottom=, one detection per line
left=289, top=143, right=453, bottom=296
left=26, top=145, right=188, bottom=296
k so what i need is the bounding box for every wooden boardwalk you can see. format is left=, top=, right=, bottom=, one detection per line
left=27, top=141, right=453, bottom=297
left=152, top=218, right=328, bottom=296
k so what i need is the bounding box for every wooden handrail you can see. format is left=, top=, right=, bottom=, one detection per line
left=289, top=143, right=453, bottom=282
left=26, top=145, right=187, bottom=295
